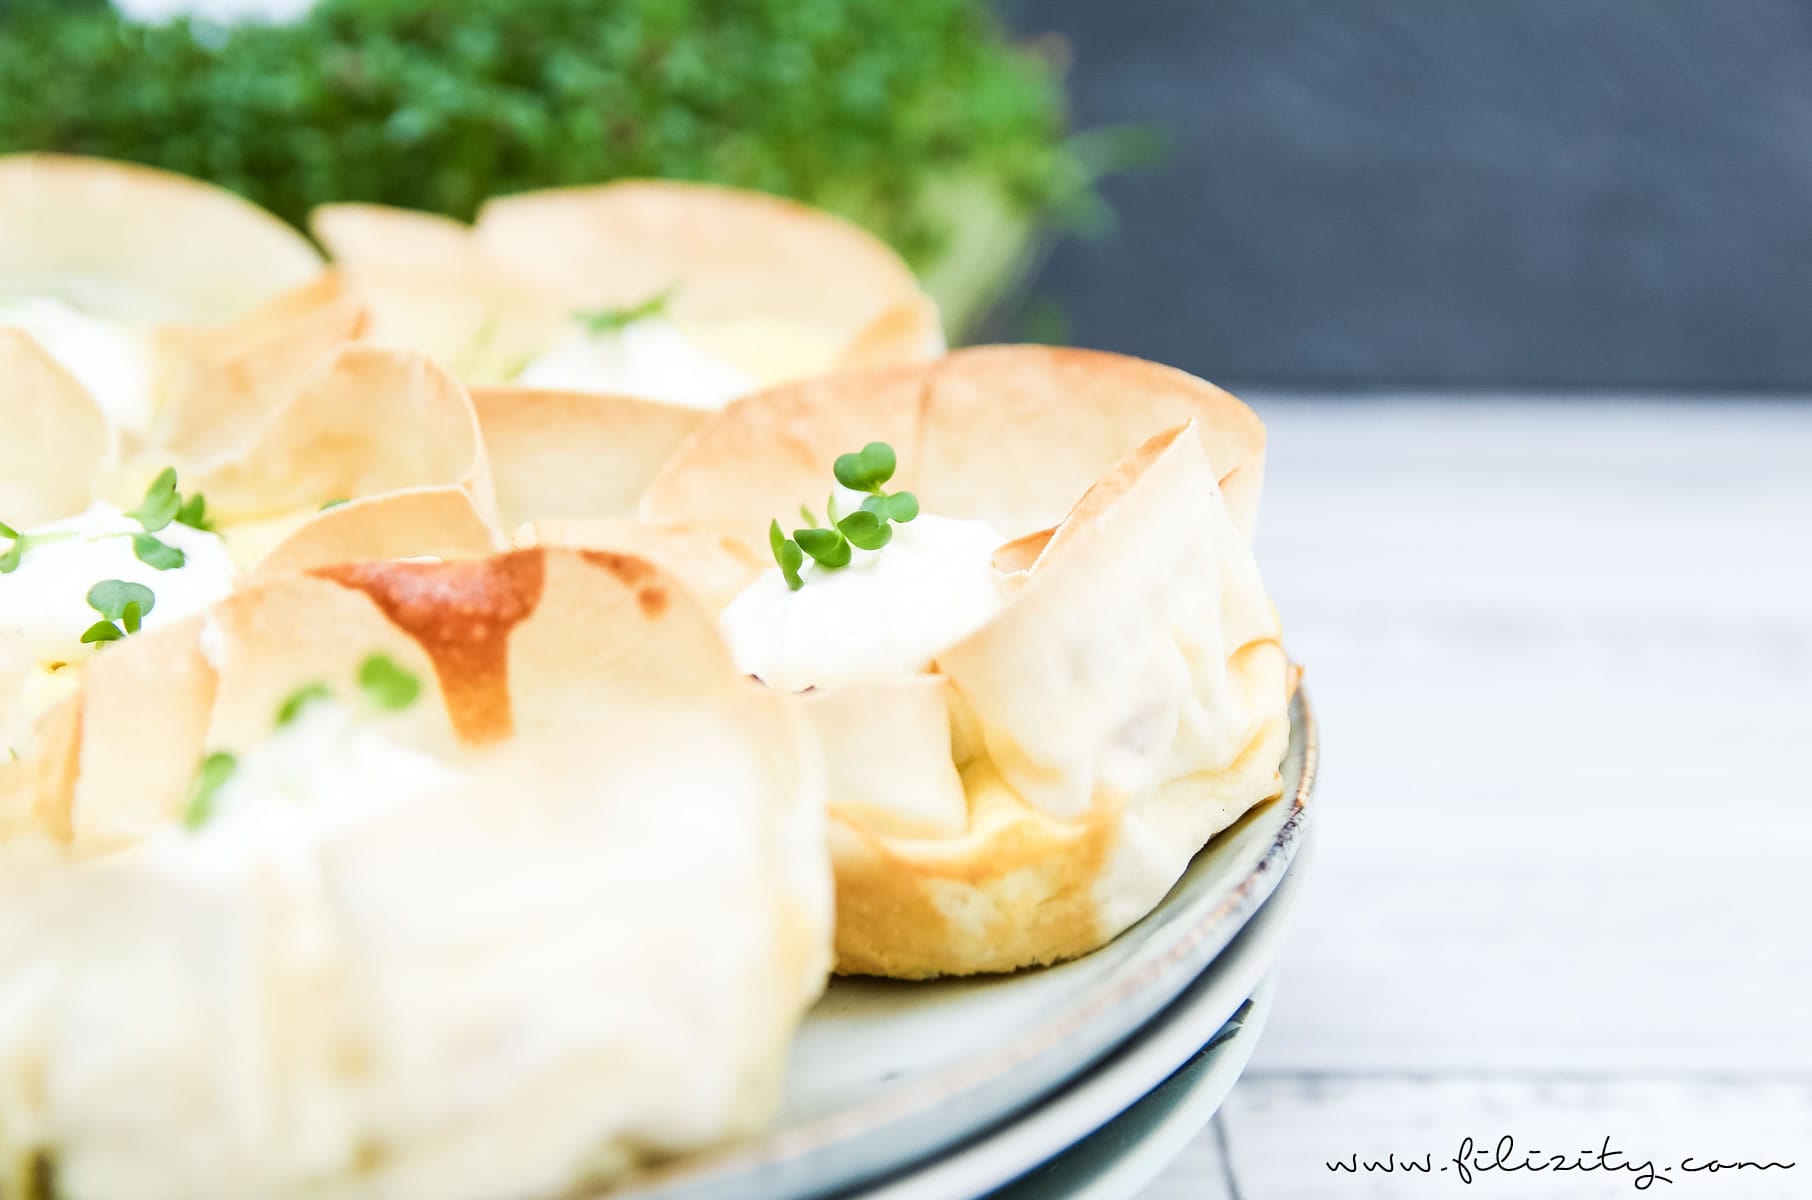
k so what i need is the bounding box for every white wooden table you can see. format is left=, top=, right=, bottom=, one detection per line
left=1141, top=397, right=1812, bottom=1198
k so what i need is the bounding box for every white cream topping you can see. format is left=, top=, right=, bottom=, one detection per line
left=516, top=316, right=757, bottom=410
left=0, top=501, right=235, bottom=665
left=0, top=295, right=158, bottom=439
left=176, top=701, right=458, bottom=859
left=720, top=513, right=1007, bottom=692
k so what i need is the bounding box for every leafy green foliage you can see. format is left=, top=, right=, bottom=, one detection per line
left=0, top=0, right=1086, bottom=269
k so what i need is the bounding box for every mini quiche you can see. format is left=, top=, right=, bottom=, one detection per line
left=311, top=181, right=944, bottom=527
left=535, top=345, right=1290, bottom=978
left=0, top=548, right=831, bottom=1200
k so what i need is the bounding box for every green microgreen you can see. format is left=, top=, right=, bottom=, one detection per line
left=358, top=653, right=421, bottom=711
left=132, top=533, right=185, bottom=571
left=0, top=523, right=23, bottom=574
left=767, top=442, right=918, bottom=588
left=837, top=509, right=893, bottom=551
left=575, top=287, right=675, bottom=336
left=126, top=467, right=180, bottom=531
left=176, top=493, right=212, bottom=532
left=275, top=682, right=333, bottom=728
left=320, top=497, right=350, bottom=511
left=183, top=751, right=237, bottom=831
left=79, top=620, right=124, bottom=645
left=81, top=580, right=155, bottom=645
left=126, top=466, right=213, bottom=535
left=87, top=579, right=155, bottom=622
left=0, top=521, right=78, bottom=574
left=769, top=519, right=805, bottom=591
left=794, top=526, right=852, bottom=568
left=833, top=442, right=897, bottom=492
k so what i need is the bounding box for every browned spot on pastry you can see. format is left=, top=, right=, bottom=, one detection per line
left=313, top=550, right=546, bottom=744
left=575, top=549, right=668, bottom=617
left=576, top=548, right=656, bottom=588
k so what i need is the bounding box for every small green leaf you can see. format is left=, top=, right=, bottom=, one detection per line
left=183, top=751, right=238, bottom=831
left=79, top=620, right=124, bottom=645
left=833, top=452, right=872, bottom=491
left=175, top=493, right=213, bottom=532
left=358, top=653, right=421, bottom=711
left=86, top=579, right=156, bottom=622
left=575, top=287, right=675, bottom=336
left=0, top=520, right=16, bottom=539
left=132, top=533, right=185, bottom=571
left=837, top=509, right=893, bottom=551
left=778, top=538, right=804, bottom=591
left=768, top=518, right=788, bottom=562
left=275, top=681, right=332, bottom=727
left=886, top=491, right=919, bottom=522
left=320, top=497, right=350, bottom=511
left=799, top=504, right=818, bottom=527
left=120, top=601, right=142, bottom=635
left=127, top=468, right=181, bottom=531
left=859, top=442, right=897, bottom=487
left=795, top=527, right=852, bottom=568
left=833, top=441, right=898, bottom=491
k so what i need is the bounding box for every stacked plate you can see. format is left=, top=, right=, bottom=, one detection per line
left=620, top=690, right=1320, bottom=1200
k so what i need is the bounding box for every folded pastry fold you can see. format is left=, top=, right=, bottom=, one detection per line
left=0, top=548, right=832, bottom=1199
left=625, top=345, right=1289, bottom=977
left=174, top=344, right=503, bottom=568
left=0, top=153, right=320, bottom=322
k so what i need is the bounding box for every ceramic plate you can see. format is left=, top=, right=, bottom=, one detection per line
left=855, top=846, right=1305, bottom=1200
left=998, top=973, right=1278, bottom=1200
left=615, top=690, right=1318, bottom=1200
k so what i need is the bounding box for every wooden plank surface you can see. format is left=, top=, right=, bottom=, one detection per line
left=1139, top=397, right=1812, bottom=1197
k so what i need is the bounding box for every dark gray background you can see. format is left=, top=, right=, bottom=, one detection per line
left=995, top=0, right=1812, bottom=392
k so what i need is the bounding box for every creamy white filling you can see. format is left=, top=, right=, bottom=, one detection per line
left=516, top=316, right=757, bottom=410
left=719, top=513, right=1006, bottom=692
left=163, top=701, right=459, bottom=873
left=0, top=295, right=157, bottom=438
left=0, top=501, right=235, bottom=665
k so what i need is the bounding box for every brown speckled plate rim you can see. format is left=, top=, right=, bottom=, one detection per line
left=607, top=688, right=1318, bottom=1200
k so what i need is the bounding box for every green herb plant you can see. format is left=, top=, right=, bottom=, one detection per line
left=0, top=0, right=1088, bottom=278
left=770, top=442, right=917, bottom=590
